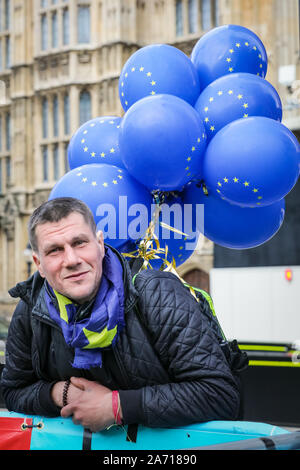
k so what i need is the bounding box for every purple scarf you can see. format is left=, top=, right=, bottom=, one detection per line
left=44, top=247, right=125, bottom=369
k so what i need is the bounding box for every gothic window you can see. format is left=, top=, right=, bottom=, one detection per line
left=39, top=1, right=70, bottom=52
left=4, top=0, right=9, bottom=30
left=201, top=0, right=211, bottom=30
left=175, top=0, right=219, bottom=37
left=0, top=110, right=11, bottom=191
left=63, top=92, right=70, bottom=135
left=77, top=5, right=90, bottom=44
left=5, top=155, right=10, bottom=185
left=79, top=90, right=91, bottom=125
left=53, top=143, right=59, bottom=180
left=51, top=10, right=58, bottom=48
left=64, top=141, right=69, bottom=173
left=175, top=0, right=183, bottom=37
left=0, top=107, right=11, bottom=193
left=62, top=7, right=69, bottom=45
left=5, top=111, right=10, bottom=150
left=5, top=34, right=9, bottom=68
left=201, top=0, right=219, bottom=30
left=188, top=0, right=198, bottom=34
left=53, top=94, right=58, bottom=137
left=0, top=0, right=11, bottom=69
left=42, top=97, right=48, bottom=138
left=42, top=145, right=48, bottom=182
left=41, top=13, right=48, bottom=50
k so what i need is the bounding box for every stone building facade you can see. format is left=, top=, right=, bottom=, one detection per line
left=0, top=0, right=299, bottom=320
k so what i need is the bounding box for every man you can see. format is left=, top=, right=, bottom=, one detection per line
left=1, top=197, right=244, bottom=432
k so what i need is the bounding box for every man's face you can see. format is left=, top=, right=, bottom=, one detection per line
left=33, top=212, right=105, bottom=304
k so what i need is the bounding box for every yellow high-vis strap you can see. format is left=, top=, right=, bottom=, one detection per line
left=239, top=344, right=287, bottom=352
left=249, top=360, right=300, bottom=368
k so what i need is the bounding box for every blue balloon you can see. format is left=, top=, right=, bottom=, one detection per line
left=191, top=25, right=268, bottom=90
left=183, top=182, right=285, bottom=250
left=49, top=164, right=153, bottom=249
left=119, top=94, right=207, bottom=192
left=149, top=194, right=200, bottom=269
left=67, top=116, right=125, bottom=170
left=202, top=117, right=300, bottom=208
left=119, top=44, right=201, bottom=112
left=195, top=73, right=282, bottom=143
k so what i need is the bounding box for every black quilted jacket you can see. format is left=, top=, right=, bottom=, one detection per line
left=1, top=248, right=241, bottom=428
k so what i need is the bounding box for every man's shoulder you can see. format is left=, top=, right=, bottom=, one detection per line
left=133, top=269, right=185, bottom=291
left=132, top=269, right=197, bottom=313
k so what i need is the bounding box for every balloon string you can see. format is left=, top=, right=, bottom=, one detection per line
left=122, top=190, right=185, bottom=272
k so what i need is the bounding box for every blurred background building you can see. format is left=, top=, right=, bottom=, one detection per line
left=0, top=0, right=299, bottom=426
left=0, top=0, right=299, bottom=343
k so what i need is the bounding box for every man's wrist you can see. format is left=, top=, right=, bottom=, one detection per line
left=112, top=390, right=123, bottom=425
left=51, top=381, right=68, bottom=408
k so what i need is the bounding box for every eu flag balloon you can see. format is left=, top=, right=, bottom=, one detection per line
left=195, top=73, right=282, bottom=143
left=183, top=182, right=285, bottom=250
left=191, top=25, right=268, bottom=90
left=119, top=94, right=207, bottom=192
left=119, top=44, right=201, bottom=112
left=67, top=117, right=125, bottom=170
left=49, top=164, right=152, bottom=249
left=202, top=117, right=300, bottom=208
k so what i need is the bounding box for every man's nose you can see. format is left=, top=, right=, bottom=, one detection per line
left=63, top=246, right=80, bottom=267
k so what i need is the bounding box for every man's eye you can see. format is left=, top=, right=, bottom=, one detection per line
left=74, top=240, right=87, bottom=246
left=48, top=247, right=61, bottom=255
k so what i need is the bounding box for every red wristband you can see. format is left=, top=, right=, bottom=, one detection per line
left=112, top=390, right=122, bottom=425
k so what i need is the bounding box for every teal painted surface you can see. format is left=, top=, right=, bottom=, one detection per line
left=0, top=412, right=289, bottom=450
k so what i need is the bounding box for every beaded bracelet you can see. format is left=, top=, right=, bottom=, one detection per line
left=62, top=379, right=71, bottom=407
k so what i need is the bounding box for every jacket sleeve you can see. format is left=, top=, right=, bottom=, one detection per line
left=120, top=272, right=241, bottom=428
left=0, top=300, right=61, bottom=417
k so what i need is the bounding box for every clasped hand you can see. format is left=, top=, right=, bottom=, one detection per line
left=52, top=377, right=119, bottom=432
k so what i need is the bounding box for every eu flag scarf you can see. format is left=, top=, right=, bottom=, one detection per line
left=44, top=247, right=125, bottom=369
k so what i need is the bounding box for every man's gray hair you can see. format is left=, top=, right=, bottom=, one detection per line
left=28, top=197, right=97, bottom=253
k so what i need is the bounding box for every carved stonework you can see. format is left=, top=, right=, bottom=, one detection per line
left=32, top=190, right=51, bottom=210
left=0, top=194, right=20, bottom=241
left=77, top=51, right=92, bottom=64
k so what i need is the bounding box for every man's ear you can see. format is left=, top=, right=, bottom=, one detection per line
left=96, top=230, right=105, bottom=254
left=32, top=252, right=45, bottom=278
left=96, top=230, right=104, bottom=244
